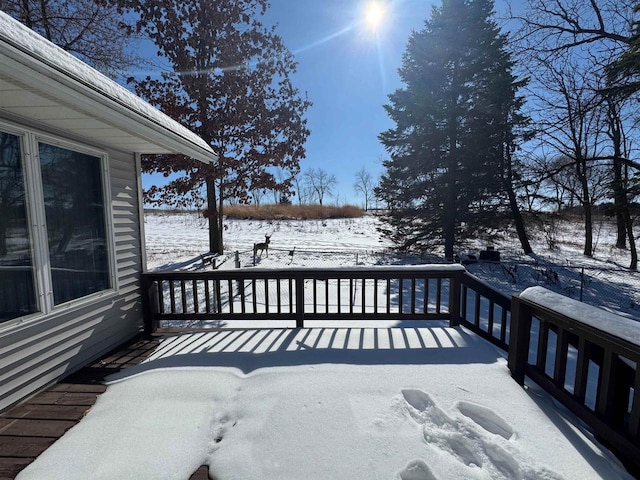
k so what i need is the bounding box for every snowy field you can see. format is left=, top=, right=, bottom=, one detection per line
left=144, top=211, right=640, bottom=320
left=17, top=211, right=639, bottom=480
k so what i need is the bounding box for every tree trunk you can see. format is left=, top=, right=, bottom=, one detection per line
left=623, top=203, right=637, bottom=271
left=206, top=178, right=222, bottom=254
left=613, top=158, right=627, bottom=248
left=504, top=145, right=533, bottom=255
left=507, top=186, right=533, bottom=254
left=580, top=173, right=593, bottom=256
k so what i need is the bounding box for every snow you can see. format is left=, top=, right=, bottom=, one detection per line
left=16, top=212, right=638, bottom=480
left=0, top=11, right=213, bottom=156
left=519, top=286, right=640, bottom=348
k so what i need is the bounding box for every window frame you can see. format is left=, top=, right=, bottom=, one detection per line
left=0, top=119, right=118, bottom=327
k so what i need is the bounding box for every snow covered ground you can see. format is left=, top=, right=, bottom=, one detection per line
left=16, top=211, right=639, bottom=480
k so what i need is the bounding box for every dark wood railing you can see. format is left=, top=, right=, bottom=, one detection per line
left=140, top=265, right=640, bottom=474
left=141, top=265, right=465, bottom=332
left=508, top=286, right=640, bottom=475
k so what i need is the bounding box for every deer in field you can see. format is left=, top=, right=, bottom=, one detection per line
left=253, top=234, right=271, bottom=260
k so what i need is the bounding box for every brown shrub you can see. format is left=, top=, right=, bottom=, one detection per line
left=223, top=204, right=363, bottom=220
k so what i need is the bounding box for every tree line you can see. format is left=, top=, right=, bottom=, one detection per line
left=376, top=0, right=639, bottom=270
left=4, top=0, right=639, bottom=269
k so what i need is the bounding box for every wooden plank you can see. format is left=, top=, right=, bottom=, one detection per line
left=0, top=436, right=56, bottom=458
left=26, top=392, right=98, bottom=406
left=48, top=384, right=106, bottom=394
left=0, top=457, right=33, bottom=479
left=0, top=419, right=75, bottom=437
left=553, top=327, right=569, bottom=389
left=189, top=465, right=210, bottom=480
left=0, top=403, right=89, bottom=420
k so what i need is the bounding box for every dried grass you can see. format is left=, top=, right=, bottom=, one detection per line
left=223, top=204, right=363, bottom=220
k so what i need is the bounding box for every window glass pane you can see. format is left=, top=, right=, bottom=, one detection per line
left=39, top=143, right=110, bottom=305
left=0, top=131, right=37, bottom=321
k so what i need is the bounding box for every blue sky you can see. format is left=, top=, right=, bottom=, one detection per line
left=142, top=0, right=515, bottom=206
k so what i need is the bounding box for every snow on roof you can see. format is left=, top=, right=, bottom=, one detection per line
left=519, top=286, right=640, bottom=348
left=0, top=11, right=217, bottom=163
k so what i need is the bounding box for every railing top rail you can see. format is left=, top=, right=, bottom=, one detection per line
left=143, top=264, right=467, bottom=281
left=460, top=272, right=511, bottom=308
left=518, top=286, right=640, bottom=353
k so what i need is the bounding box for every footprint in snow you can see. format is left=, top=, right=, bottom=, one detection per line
left=457, top=401, right=514, bottom=440
left=400, top=388, right=563, bottom=479
left=399, top=459, right=438, bottom=480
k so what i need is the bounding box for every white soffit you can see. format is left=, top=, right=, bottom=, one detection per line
left=0, top=11, right=217, bottom=164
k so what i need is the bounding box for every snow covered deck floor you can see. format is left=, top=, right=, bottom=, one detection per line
left=5, top=326, right=635, bottom=480
left=0, top=336, right=160, bottom=479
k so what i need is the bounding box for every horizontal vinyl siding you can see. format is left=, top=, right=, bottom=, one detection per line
left=0, top=148, right=145, bottom=412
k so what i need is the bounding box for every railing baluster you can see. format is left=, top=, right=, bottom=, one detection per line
left=398, top=278, right=404, bottom=314
left=574, top=336, right=590, bottom=403
left=169, top=280, right=176, bottom=313
left=337, top=278, right=342, bottom=313
left=180, top=280, right=187, bottom=314
left=361, top=277, right=366, bottom=314
left=386, top=278, right=391, bottom=314
left=252, top=279, right=257, bottom=313
left=629, top=368, right=640, bottom=440
left=193, top=279, right=199, bottom=314
left=436, top=278, right=442, bottom=314
left=460, top=284, right=467, bottom=320
left=313, top=279, right=317, bottom=314
left=204, top=279, right=211, bottom=313
left=325, top=278, right=329, bottom=314
left=536, top=319, right=549, bottom=372
left=488, top=300, right=494, bottom=335
left=474, top=292, right=481, bottom=327
left=265, top=279, right=270, bottom=314
left=411, top=278, right=416, bottom=314
left=500, top=308, right=508, bottom=344
left=159, top=280, right=165, bottom=314
left=553, top=327, right=568, bottom=388
left=350, top=278, right=354, bottom=314
left=424, top=278, right=430, bottom=314
left=289, top=278, right=294, bottom=313
left=597, top=348, right=615, bottom=418
left=374, top=278, right=378, bottom=313
left=277, top=278, right=282, bottom=313
left=215, top=279, right=221, bottom=313
left=228, top=279, right=234, bottom=314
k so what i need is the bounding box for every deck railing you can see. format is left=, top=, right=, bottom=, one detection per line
left=140, top=265, right=640, bottom=475
left=508, top=286, right=640, bottom=475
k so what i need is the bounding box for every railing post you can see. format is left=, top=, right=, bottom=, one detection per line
left=449, top=271, right=462, bottom=327
left=507, top=295, right=532, bottom=385
left=141, top=275, right=159, bottom=334
left=295, top=272, right=305, bottom=328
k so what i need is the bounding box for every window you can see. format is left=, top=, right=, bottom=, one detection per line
left=0, top=132, right=37, bottom=321
left=39, top=143, right=111, bottom=305
left=0, top=125, right=113, bottom=324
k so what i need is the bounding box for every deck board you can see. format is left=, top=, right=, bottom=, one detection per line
left=0, top=335, right=159, bottom=479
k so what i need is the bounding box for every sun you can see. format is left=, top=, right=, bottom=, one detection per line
left=364, top=1, right=386, bottom=31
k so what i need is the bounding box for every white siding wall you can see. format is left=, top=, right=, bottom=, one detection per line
left=0, top=147, right=144, bottom=412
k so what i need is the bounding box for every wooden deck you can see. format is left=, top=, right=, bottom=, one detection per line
left=0, top=336, right=168, bottom=480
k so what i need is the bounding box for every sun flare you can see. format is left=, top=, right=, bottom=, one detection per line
left=364, top=1, right=385, bottom=30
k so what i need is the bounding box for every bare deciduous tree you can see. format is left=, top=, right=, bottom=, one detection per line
left=354, top=168, right=375, bottom=211
left=304, top=168, right=337, bottom=206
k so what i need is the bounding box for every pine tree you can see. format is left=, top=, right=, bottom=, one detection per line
left=377, top=0, right=531, bottom=258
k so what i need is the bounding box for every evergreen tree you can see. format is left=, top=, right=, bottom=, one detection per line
left=377, top=0, right=531, bottom=258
